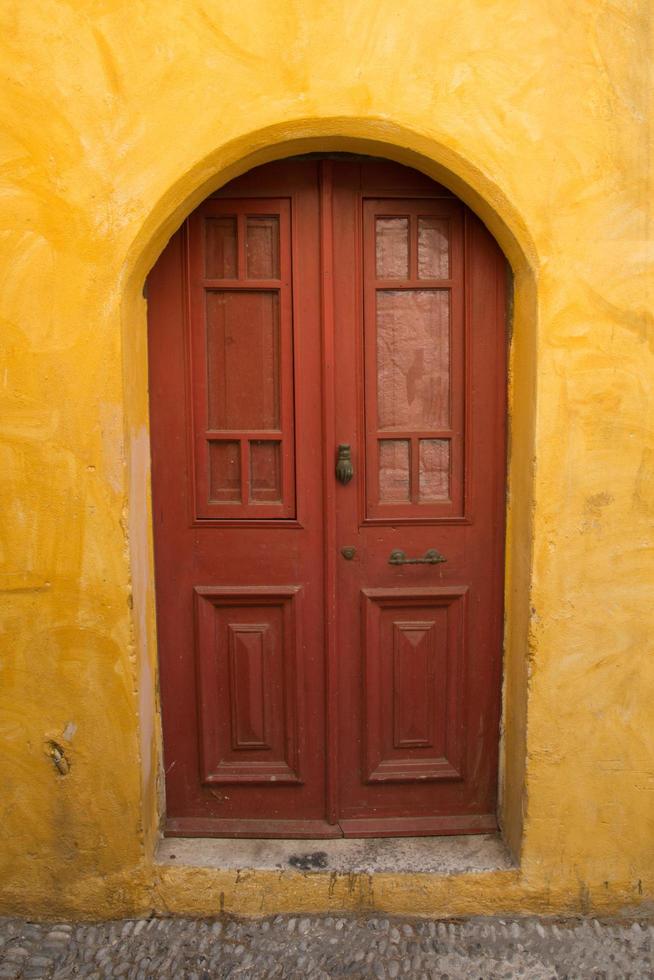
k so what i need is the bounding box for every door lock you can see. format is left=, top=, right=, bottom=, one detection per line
left=340, top=546, right=356, bottom=560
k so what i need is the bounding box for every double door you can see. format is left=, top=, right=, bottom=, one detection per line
left=148, top=157, right=506, bottom=837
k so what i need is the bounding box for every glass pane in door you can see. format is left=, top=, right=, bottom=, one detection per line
left=376, top=290, right=450, bottom=430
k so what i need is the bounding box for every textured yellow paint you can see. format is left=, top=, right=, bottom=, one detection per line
left=0, top=0, right=651, bottom=919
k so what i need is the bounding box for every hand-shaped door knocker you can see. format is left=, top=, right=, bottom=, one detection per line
left=335, top=444, right=354, bottom=485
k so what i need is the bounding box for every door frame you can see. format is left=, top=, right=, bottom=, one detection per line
left=148, top=157, right=506, bottom=837
left=121, top=122, right=538, bottom=862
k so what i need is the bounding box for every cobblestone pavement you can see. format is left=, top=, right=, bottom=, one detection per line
left=0, top=914, right=652, bottom=979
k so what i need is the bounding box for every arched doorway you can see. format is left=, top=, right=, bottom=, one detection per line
left=147, top=155, right=507, bottom=838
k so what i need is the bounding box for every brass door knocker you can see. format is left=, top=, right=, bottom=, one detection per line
left=335, top=444, right=354, bottom=485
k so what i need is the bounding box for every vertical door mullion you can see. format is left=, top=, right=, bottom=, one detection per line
left=409, top=213, right=418, bottom=280
left=237, top=212, right=247, bottom=281
left=240, top=436, right=249, bottom=505
left=319, top=159, right=340, bottom=827
left=410, top=436, right=420, bottom=504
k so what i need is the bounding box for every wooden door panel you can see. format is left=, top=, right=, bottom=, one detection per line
left=195, top=586, right=302, bottom=785
left=332, top=162, right=506, bottom=834
left=363, top=198, right=465, bottom=520
left=149, top=157, right=506, bottom=838
left=149, top=161, right=329, bottom=836
left=189, top=197, right=295, bottom=520
left=362, top=588, right=465, bottom=784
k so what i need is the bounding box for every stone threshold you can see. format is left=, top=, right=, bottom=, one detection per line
left=156, top=833, right=514, bottom=876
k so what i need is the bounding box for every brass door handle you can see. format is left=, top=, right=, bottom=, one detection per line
left=335, top=444, right=353, bottom=485
left=389, top=549, right=447, bottom=565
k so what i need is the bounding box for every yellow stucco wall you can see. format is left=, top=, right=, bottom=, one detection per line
left=0, top=0, right=651, bottom=919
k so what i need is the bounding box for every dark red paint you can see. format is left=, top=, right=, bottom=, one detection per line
left=147, top=158, right=507, bottom=838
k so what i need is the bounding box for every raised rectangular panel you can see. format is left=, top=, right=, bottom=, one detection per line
left=206, top=290, right=280, bottom=430
left=393, top=621, right=435, bottom=748
left=249, top=440, right=282, bottom=502
left=246, top=215, right=280, bottom=279
left=228, top=625, right=269, bottom=749
left=362, top=588, right=466, bottom=782
left=205, top=216, right=237, bottom=278
left=192, top=198, right=295, bottom=520
left=208, top=440, right=241, bottom=502
left=194, top=586, right=302, bottom=784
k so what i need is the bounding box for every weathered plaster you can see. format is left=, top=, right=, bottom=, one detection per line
left=0, top=0, right=651, bottom=919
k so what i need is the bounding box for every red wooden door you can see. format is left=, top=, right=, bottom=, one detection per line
left=148, top=158, right=506, bottom=838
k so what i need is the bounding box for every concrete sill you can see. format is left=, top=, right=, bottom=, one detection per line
left=156, top=834, right=514, bottom=876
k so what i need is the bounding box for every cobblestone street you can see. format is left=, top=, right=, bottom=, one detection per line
left=0, top=914, right=651, bottom=979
